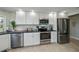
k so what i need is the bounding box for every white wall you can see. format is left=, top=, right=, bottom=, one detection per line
left=69, top=14, right=79, bottom=40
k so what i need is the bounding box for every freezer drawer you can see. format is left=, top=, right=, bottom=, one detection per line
left=57, top=34, right=70, bottom=44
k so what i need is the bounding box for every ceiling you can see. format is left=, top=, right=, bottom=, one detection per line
left=0, top=7, right=79, bottom=15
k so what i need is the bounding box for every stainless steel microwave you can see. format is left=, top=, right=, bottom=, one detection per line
left=39, top=19, right=49, bottom=25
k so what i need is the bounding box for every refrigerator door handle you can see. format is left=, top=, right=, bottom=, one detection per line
left=64, top=20, right=67, bottom=33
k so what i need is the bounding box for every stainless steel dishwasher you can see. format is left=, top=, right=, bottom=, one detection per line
left=11, top=33, right=24, bottom=48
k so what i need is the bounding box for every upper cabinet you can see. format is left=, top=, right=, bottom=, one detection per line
left=25, top=12, right=39, bottom=24
left=53, top=13, right=57, bottom=30
left=49, top=12, right=57, bottom=24
left=39, top=13, right=48, bottom=19
left=16, top=11, right=39, bottom=24
left=16, top=11, right=26, bottom=24
left=49, top=12, right=57, bottom=30
left=49, top=14, right=54, bottom=24
left=15, top=11, right=57, bottom=27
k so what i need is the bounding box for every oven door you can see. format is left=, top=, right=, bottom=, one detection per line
left=40, top=32, right=51, bottom=40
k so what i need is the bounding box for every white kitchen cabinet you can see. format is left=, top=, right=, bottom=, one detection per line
left=49, top=13, right=57, bottom=30
left=24, top=33, right=40, bottom=46
left=25, top=12, right=39, bottom=24
left=8, top=34, right=11, bottom=49
left=51, top=31, right=57, bottom=43
left=39, top=13, right=48, bottom=19
left=33, top=15, right=39, bottom=24
left=0, top=34, right=10, bottom=51
left=32, top=33, right=40, bottom=45
left=49, top=14, right=54, bottom=24
left=16, top=11, right=26, bottom=24
left=49, top=17, right=53, bottom=24
left=53, top=13, right=57, bottom=30
left=25, top=13, right=33, bottom=24
left=24, top=33, right=33, bottom=46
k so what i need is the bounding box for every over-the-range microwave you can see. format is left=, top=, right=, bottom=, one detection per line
left=39, top=19, right=49, bottom=25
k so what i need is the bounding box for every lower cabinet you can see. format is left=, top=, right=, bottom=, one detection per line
left=51, top=32, right=57, bottom=43
left=24, top=33, right=40, bottom=46
left=24, top=32, right=57, bottom=46
left=0, top=34, right=10, bottom=51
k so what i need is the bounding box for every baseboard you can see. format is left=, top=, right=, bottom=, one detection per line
left=70, top=36, right=79, bottom=40
left=1, top=49, right=8, bottom=52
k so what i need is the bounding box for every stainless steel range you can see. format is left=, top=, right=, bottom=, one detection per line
left=40, top=32, right=51, bottom=44
left=39, top=18, right=51, bottom=44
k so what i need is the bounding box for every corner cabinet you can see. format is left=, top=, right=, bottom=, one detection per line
left=0, top=34, right=10, bottom=51
left=51, top=31, right=57, bottom=43
left=24, top=33, right=40, bottom=46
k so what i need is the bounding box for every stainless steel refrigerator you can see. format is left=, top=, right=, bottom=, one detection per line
left=57, top=18, right=70, bottom=44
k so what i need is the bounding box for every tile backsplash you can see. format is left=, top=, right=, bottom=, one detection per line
left=15, top=25, right=38, bottom=31
left=15, top=24, right=53, bottom=32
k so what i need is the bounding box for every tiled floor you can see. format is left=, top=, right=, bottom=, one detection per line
left=8, top=39, right=79, bottom=52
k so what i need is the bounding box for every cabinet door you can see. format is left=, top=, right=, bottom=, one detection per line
left=6, top=34, right=10, bottom=49
left=25, top=12, right=39, bottom=24
left=33, top=14, right=39, bottom=24
left=0, top=34, right=10, bottom=51
left=51, top=32, right=57, bottom=43
left=16, top=12, right=25, bottom=24
left=49, top=15, right=54, bottom=24
left=24, top=33, right=33, bottom=46
left=49, top=13, right=57, bottom=30
left=32, top=33, right=40, bottom=45
left=53, top=13, right=57, bottom=30
left=25, top=13, right=33, bottom=24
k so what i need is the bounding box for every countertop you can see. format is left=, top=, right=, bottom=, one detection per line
left=0, top=30, right=57, bottom=35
